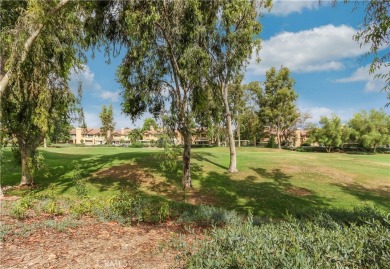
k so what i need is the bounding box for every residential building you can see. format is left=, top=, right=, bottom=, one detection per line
left=69, top=127, right=132, bottom=145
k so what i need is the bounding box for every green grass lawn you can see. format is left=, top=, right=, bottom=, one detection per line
left=2, top=146, right=389, bottom=217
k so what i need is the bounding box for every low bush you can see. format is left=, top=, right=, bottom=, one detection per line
left=178, top=205, right=238, bottom=227
left=129, top=142, right=144, bottom=148
left=181, top=212, right=390, bottom=268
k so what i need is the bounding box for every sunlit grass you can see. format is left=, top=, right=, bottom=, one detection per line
left=2, top=146, right=389, bottom=217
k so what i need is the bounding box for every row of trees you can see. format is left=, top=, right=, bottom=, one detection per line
left=309, top=109, right=390, bottom=152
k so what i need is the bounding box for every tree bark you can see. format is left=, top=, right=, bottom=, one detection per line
left=237, top=123, right=241, bottom=147
left=222, top=84, right=238, bottom=173
left=20, top=147, right=33, bottom=185
left=276, top=128, right=282, bottom=149
left=182, top=131, right=192, bottom=189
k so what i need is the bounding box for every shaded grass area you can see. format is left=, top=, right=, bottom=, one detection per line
left=2, top=146, right=389, bottom=217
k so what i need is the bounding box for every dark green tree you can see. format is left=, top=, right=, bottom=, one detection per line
left=309, top=115, right=344, bottom=153
left=142, top=118, right=158, bottom=132
left=117, top=0, right=219, bottom=189
left=257, top=67, right=299, bottom=149
left=349, top=109, right=390, bottom=152
left=1, top=0, right=85, bottom=186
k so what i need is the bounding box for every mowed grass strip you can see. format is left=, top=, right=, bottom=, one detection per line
left=2, top=146, right=389, bottom=217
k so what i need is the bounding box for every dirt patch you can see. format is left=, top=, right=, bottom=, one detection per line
left=285, top=187, right=313, bottom=197
left=1, top=220, right=189, bottom=269
left=93, top=164, right=154, bottom=184
left=92, top=164, right=219, bottom=206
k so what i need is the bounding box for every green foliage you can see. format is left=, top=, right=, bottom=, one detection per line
left=257, top=67, right=299, bottom=148
left=267, top=135, right=277, bottom=148
left=129, top=141, right=143, bottom=148
left=27, top=151, right=50, bottom=180
left=310, top=114, right=346, bottom=152
left=349, top=109, right=390, bottom=152
left=159, top=133, right=181, bottom=172
left=99, top=104, right=115, bottom=142
left=72, top=164, right=89, bottom=197
left=142, top=118, right=158, bottom=132
left=179, top=206, right=239, bottom=227
left=40, top=200, right=63, bottom=216
left=11, top=142, right=21, bottom=165
left=181, top=211, right=390, bottom=268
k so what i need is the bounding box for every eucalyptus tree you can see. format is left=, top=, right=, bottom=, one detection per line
left=257, top=67, right=299, bottom=149
left=117, top=0, right=219, bottom=189
left=207, top=0, right=271, bottom=172
left=0, top=0, right=75, bottom=95
left=1, top=0, right=86, bottom=186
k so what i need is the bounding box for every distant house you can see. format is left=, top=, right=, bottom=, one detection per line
left=192, top=127, right=210, bottom=145
left=111, top=128, right=132, bottom=145
left=260, top=126, right=309, bottom=147
left=69, top=127, right=132, bottom=145
left=140, top=126, right=163, bottom=145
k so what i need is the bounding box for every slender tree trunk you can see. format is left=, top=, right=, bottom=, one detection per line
left=182, top=131, right=192, bottom=189
left=0, top=56, right=3, bottom=196
left=222, top=84, right=238, bottom=173
left=20, top=147, right=33, bottom=185
left=276, top=128, right=282, bottom=149
left=237, top=123, right=241, bottom=147
left=253, top=136, right=256, bottom=147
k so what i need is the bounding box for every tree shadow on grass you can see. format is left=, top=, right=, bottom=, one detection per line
left=332, top=182, right=390, bottom=211
left=192, top=152, right=228, bottom=170
left=194, top=166, right=331, bottom=217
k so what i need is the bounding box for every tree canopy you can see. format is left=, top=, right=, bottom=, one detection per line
left=257, top=67, right=299, bottom=149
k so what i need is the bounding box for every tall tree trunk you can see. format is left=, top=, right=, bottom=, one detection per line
left=276, top=128, right=282, bottom=149
left=20, top=147, right=33, bottom=185
left=182, top=131, right=192, bottom=189
left=253, top=136, right=256, bottom=147
left=222, top=84, right=238, bottom=173
left=0, top=56, right=3, bottom=196
left=237, top=123, right=241, bottom=147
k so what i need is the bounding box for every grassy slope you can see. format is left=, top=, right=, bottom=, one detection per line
left=2, top=146, right=389, bottom=217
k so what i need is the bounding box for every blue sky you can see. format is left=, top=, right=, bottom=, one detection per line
left=70, top=0, right=389, bottom=129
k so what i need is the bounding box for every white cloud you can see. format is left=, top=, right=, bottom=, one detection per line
left=301, top=106, right=354, bottom=124
left=69, top=65, right=101, bottom=92
left=69, top=65, right=121, bottom=101
left=268, top=0, right=320, bottom=16
left=335, top=63, right=390, bottom=92
left=248, top=24, right=368, bottom=75
left=100, top=90, right=120, bottom=102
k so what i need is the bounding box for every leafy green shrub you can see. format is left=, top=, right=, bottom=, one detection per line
left=179, top=205, right=238, bottom=227
left=72, top=164, right=89, bottom=197
left=10, top=196, right=34, bottom=219
left=130, top=142, right=144, bottom=148
left=181, top=213, right=390, bottom=268
left=39, top=199, right=63, bottom=216
left=69, top=198, right=95, bottom=218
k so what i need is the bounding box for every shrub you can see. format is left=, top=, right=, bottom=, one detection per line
left=178, top=205, right=238, bottom=227
left=181, top=212, right=390, bottom=268
left=129, top=141, right=143, bottom=148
